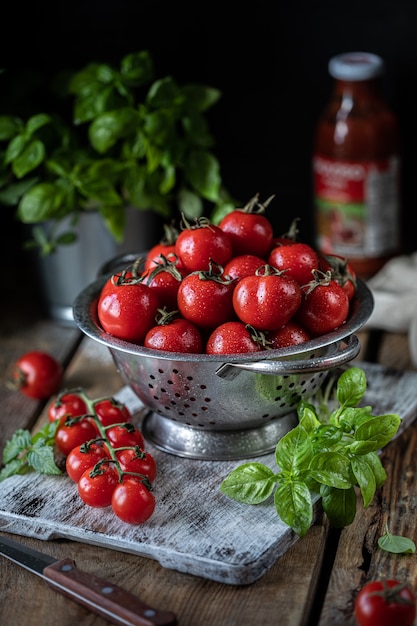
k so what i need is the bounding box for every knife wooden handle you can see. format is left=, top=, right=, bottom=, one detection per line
left=43, top=558, right=177, bottom=626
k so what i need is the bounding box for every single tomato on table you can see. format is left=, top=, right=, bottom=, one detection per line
left=354, top=579, right=416, bottom=626
left=13, top=351, right=63, bottom=400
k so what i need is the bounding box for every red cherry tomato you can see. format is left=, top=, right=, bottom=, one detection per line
left=111, top=477, right=156, bottom=524
left=206, top=321, right=264, bottom=354
left=266, top=321, right=311, bottom=349
left=319, top=253, right=357, bottom=300
left=144, top=315, right=203, bottom=354
left=223, top=254, right=266, bottom=282
left=78, top=463, right=120, bottom=508
left=354, top=579, right=416, bottom=626
left=175, top=221, right=233, bottom=272
left=268, top=242, right=320, bottom=287
left=116, top=448, right=157, bottom=482
left=105, top=424, right=146, bottom=450
left=97, top=274, right=160, bottom=344
left=13, top=351, right=63, bottom=400
left=48, top=392, right=88, bottom=423
left=66, top=442, right=110, bottom=483
left=232, top=266, right=302, bottom=331
left=218, top=202, right=273, bottom=258
left=296, top=275, right=350, bottom=336
left=93, top=398, right=132, bottom=427
left=55, top=416, right=98, bottom=457
left=177, top=264, right=236, bottom=329
left=141, top=258, right=183, bottom=311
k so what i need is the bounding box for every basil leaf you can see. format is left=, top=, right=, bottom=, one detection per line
left=219, top=463, right=276, bottom=504
left=336, top=366, right=367, bottom=407
left=378, top=528, right=416, bottom=554
left=309, top=451, right=352, bottom=488
left=274, top=480, right=313, bottom=537
left=350, top=455, right=376, bottom=507
left=321, top=485, right=356, bottom=528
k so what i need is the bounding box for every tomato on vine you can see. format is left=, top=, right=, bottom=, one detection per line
left=66, top=442, right=110, bottom=483
left=111, top=477, right=156, bottom=524
left=93, top=398, right=132, bottom=427
left=105, top=423, right=146, bottom=450
left=55, top=416, right=98, bottom=457
left=354, top=579, right=416, bottom=626
left=116, top=447, right=157, bottom=482
left=78, top=463, right=120, bottom=508
left=48, top=392, right=88, bottom=423
left=13, top=351, right=63, bottom=400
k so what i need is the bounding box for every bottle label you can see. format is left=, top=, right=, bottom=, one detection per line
left=313, top=155, right=401, bottom=259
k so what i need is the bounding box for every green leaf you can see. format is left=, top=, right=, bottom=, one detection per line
left=12, top=139, right=45, bottom=177
left=362, top=451, right=386, bottom=488
left=2, top=429, right=32, bottom=463
left=184, top=149, right=221, bottom=201
left=177, top=188, right=203, bottom=219
left=120, top=50, right=154, bottom=86
left=336, top=366, right=367, bottom=407
left=321, top=485, right=357, bottom=528
left=0, top=115, right=22, bottom=140
left=181, top=84, right=222, bottom=112
left=275, top=425, right=312, bottom=474
left=17, top=182, right=68, bottom=222
left=274, top=480, right=313, bottom=537
left=89, top=108, right=140, bottom=153
left=219, top=463, right=276, bottom=504
left=309, top=451, right=352, bottom=488
left=27, top=447, right=61, bottom=475
left=355, top=413, right=401, bottom=450
left=378, top=527, right=416, bottom=554
left=26, top=113, right=52, bottom=135
left=351, top=455, right=376, bottom=507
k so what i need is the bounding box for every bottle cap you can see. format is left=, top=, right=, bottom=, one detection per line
left=329, top=52, right=384, bottom=81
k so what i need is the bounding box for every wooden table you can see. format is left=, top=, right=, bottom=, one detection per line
left=1, top=288, right=417, bottom=626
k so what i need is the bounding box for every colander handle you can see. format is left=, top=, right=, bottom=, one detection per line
left=215, top=334, right=361, bottom=380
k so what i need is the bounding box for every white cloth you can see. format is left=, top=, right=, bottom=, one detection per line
left=365, top=252, right=417, bottom=366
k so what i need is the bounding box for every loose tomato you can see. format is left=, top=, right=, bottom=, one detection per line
left=218, top=194, right=274, bottom=258
left=223, top=254, right=266, bottom=282
left=66, top=442, right=110, bottom=482
left=296, top=273, right=350, bottom=336
left=78, top=463, right=120, bottom=508
left=116, top=447, right=157, bottom=482
left=319, top=253, right=357, bottom=300
left=93, top=398, right=132, bottom=427
left=266, top=321, right=311, bottom=349
left=206, top=321, right=265, bottom=354
left=48, top=392, right=88, bottom=423
left=268, top=241, right=320, bottom=287
left=97, top=274, right=161, bottom=344
left=55, top=416, right=98, bottom=457
left=13, top=351, right=63, bottom=400
left=111, top=477, right=156, bottom=524
left=141, top=257, right=183, bottom=311
left=354, top=579, right=416, bottom=626
left=144, top=312, right=203, bottom=353
left=233, top=266, right=302, bottom=331
left=143, top=224, right=180, bottom=272
left=105, top=424, right=146, bottom=450
left=175, top=219, right=233, bottom=272
left=177, top=263, right=236, bottom=329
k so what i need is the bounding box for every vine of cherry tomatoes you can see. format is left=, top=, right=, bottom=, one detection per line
left=97, top=194, right=358, bottom=354
left=49, top=390, right=156, bottom=524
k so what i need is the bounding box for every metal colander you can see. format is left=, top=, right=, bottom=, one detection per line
left=73, top=274, right=373, bottom=460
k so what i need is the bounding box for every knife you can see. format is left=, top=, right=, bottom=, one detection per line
left=0, top=535, right=177, bottom=626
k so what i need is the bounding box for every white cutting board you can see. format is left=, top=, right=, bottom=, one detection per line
left=0, top=361, right=416, bottom=585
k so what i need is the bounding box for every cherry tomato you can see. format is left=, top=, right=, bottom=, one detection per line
left=141, top=258, right=183, bottom=311
left=55, top=416, right=98, bottom=457
left=223, top=254, right=266, bottom=282
left=218, top=198, right=273, bottom=257
left=319, top=253, right=357, bottom=300
left=206, top=321, right=264, bottom=354
left=233, top=266, right=302, bottom=331
left=111, top=477, right=156, bottom=524
left=177, top=264, right=236, bottom=329
left=66, top=442, right=110, bottom=482
left=93, top=398, right=132, bottom=427
left=48, top=392, right=88, bottom=423
left=78, top=463, right=120, bottom=508
left=296, top=274, right=350, bottom=336
left=13, top=351, right=63, bottom=400
left=354, top=579, right=416, bottom=626
left=268, top=242, right=319, bottom=287
left=144, top=314, right=203, bottom=354
left=266, top=321, right=311, bottom=349
left=97, top=275, right=161, bottom=343
left=116, top=447, right=157, bottom=482
left=175, top=220, right=233, bottom=272
left=143, top=225, right=181, bottom=272
left=105, top=424, right=146, bottom=450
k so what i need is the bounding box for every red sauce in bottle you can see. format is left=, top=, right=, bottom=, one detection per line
left=313, top=52, right=402, bottom=278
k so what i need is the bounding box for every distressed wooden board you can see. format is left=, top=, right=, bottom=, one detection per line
left=0, top=361, right=416, bottom=586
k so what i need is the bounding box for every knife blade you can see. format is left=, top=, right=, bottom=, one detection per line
left=0, top=535, right=177, bottom=626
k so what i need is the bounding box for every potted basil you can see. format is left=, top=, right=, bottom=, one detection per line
left=0, top=51, right=233, bottom=321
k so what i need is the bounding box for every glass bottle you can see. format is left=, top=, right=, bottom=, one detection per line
left=313, top=52, right=402, bottom=278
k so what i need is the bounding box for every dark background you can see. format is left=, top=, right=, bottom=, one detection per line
left=2, top=0, right=417, bottom=254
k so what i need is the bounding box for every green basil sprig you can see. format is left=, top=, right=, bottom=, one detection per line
left=220, top=367, right=401, bottom=537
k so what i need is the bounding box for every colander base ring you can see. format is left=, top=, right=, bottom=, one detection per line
left=142, top=410, right=299, bottom=460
